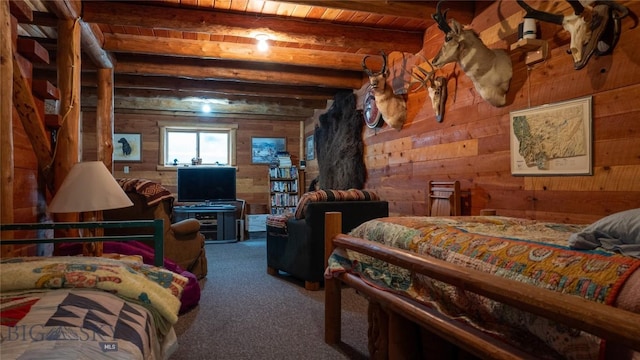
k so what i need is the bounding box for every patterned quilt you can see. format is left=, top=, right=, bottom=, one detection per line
left=1, top=256, right=187, bottom=359
left=326, top=216, right=640, bottom=360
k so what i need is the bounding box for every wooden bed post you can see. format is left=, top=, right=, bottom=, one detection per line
left=324, top=211, right=342, bottom=344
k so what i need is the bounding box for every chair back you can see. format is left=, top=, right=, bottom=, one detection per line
left=427, top=181, right=461, bottom=216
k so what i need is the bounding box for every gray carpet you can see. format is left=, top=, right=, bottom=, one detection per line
left=170, top=235, right=369, bottom=360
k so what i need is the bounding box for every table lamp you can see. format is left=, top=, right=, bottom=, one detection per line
left=48, top=161, right=133, bottom=257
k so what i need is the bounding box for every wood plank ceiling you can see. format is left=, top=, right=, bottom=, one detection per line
left=16, top=0, right=475, bottom=121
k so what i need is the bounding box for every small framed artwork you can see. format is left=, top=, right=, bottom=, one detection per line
left=251, top=137, right=286, bottom=164
left=114, top=133, right=142, bottom=162
left=306, top=134, right=315, bottom=161
left=510, top=96, right=592, bottom=176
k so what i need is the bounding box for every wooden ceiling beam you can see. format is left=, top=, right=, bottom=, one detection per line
left=34, top=69, right=343, bottom=100
left=104, top=33, right=381, bottom=71
left=39, top=0, right=114, bottom=68
left=81, top=94, right=317, bottom=118
left=81, top=87, right=329, bottom=109
left=113, top=55, right=364, bottom=89
left=108, top=74, right=341, bottom=100
left=82, top=1, right=423, bottom=53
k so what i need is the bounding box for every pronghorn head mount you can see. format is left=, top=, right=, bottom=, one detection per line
left=361, top=50, right=407, bottom=130
left=410, top=57, right=448, bottom=123
left=430, top=0, right=512, bottom=107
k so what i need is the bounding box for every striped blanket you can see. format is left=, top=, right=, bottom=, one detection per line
left=117, top=178, right=174, bottom=206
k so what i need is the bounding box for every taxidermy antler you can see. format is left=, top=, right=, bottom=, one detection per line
left=362, top=50, right=407, bottom=130
left=516, top=0, right=633, bottom=70
left=431, top=0, right=512, bottom=107
left=410, top=56, right=448, bottom=123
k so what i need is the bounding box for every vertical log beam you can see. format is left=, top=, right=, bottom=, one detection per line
left=53, top=18, right=80, bottom=223
left=1, top=0, right=14, bottom=225
left=96, top=68, right=114, bottom=169
left=299, top=121, right=304, bottom=162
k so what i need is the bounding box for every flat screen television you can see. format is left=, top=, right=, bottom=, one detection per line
left=177, top=166, right=237, bottom=203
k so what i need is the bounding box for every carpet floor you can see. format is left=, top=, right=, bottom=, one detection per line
left=169, top=236, right=369, bottom=360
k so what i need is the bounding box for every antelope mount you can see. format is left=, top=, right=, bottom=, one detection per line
left=361, top=51, right=407, bottom=130
left=431, top=0, right=512, bottom=107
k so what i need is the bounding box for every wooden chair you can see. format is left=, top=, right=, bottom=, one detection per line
left=427, top=181, right=461, bottom=216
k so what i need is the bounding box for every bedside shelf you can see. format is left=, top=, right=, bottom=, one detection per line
left=510, top=38, right=548, bottom=66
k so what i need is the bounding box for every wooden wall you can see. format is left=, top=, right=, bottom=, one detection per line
left=81, top=112, right=304, bottom=210
left=2, top=107, right=44, bottom=257
left=6, top=0, right=640, bottom=241
left=304, top=0, right=640, bottom=224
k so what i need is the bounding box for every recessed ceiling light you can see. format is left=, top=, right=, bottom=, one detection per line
left=255, top=34, right=269, bottom=52
left=202, top=104, right=211, bottom=113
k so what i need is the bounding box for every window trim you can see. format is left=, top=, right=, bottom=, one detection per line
left=157, top=121, right=238, bottom=171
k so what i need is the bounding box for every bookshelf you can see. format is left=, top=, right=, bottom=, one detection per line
left=268, top=165, right=304, bottom=215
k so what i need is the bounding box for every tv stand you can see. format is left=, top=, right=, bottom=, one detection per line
left=174, top=205, right=236, bottom=243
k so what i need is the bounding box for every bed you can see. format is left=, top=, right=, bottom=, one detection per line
left=323, top=210, right=640, bottom=360
left=0, top=220, right=186, bottom=359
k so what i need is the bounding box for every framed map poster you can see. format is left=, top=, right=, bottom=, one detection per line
left=510, top=96, right=592, bottom=176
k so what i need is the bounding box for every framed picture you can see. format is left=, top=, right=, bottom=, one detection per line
left=510, top=96, right=592, bottom=176
left=114, top=133, right=142, bottom=162
left=251, top=137, right=286, bottom=164
left=306, top=134, right=315, bottom=161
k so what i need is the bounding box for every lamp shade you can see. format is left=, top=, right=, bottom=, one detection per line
left=48, top=161, right=133, bottom=213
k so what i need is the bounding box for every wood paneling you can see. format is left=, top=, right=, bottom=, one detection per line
left=82, top=112, right=302, bottom=211
left=333, top=1, right=640, bottom=223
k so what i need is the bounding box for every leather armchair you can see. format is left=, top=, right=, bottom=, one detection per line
left=266, top=189, right=388, bottom=290
left=103, top=179, right=208, bottom=278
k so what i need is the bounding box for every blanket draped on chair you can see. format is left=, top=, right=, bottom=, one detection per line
left=117, top=178, right=174, bottom=206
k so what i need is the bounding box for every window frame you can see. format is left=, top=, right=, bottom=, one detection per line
left=157, top=121, right=238, bottom=170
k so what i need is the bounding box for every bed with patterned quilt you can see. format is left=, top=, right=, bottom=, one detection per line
left=324, top=210, right=640, bottom=360
left=0, top=220, right=187, bottom=359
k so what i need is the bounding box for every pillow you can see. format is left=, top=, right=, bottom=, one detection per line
left=293, top=189, right=380, bottom=219
left=568, top=208, right=640, bottom=257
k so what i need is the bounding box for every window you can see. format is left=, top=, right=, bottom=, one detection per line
left=158, top=122, right=237, bottom=168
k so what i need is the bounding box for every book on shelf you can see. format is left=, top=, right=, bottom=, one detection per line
left=276, top=151, right=292, bottom=168
left=269, top=165, right=297, bottom=179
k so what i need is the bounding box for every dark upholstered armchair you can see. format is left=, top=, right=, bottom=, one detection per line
left=266, top=189, right=388, bottom=290
left=103, top=179, right=208, bottom=279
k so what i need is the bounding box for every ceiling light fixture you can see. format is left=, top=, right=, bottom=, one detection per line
left=202, top=104, right=211, bottom=113
left=255, top=34, right=269, bottom=52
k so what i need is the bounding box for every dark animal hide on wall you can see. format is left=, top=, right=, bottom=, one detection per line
left=314, top=91, right=366, bottom=190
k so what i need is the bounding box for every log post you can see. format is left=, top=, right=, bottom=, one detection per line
left=96, top=68, right=114, bottom=170
left=53, top=18, right=80, bottom=223
left=1, top=0, right=14, bottom=226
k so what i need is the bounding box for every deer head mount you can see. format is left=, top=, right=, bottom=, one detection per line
left=431, top=0, right=512, bottom=107
left=410, top=57, right=448, bottom=123
left=516, top=0, right=633, bottom=70
left=362, top=50, right=407, bottom=130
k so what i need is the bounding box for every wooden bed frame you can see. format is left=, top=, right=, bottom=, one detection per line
left=323, top=212, right=640, bottom=359
left=0, top=220, right=164, bottom=266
